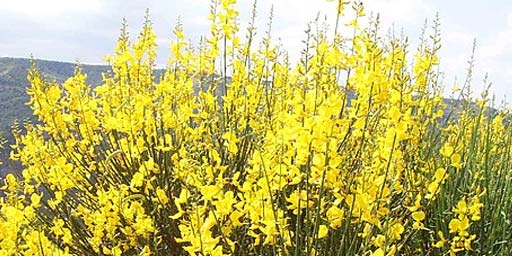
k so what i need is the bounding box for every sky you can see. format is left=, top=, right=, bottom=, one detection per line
left=1, top=0, right=512, bottom=103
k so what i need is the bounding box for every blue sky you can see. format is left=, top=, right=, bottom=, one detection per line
left=1, top=0, right=511, bottom=102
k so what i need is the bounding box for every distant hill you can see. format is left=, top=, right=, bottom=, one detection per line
left=0, top=58, right=114, bottom=174
left=0, top=57, right=113, bottom=141
left=0, top=58, right=175, bottom=173
left=0, top=57, right=110, bottom=87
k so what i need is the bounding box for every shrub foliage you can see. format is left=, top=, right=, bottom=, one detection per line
left=1, top=1, right=512, bottom=255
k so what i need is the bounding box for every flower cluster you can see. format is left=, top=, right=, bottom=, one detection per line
left=1, top=1, right=511, bottom=255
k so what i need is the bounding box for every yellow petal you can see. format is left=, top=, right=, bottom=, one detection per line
left=412, top=211, right=426, bottom=222
left=318, top=225, right=328, bottom=239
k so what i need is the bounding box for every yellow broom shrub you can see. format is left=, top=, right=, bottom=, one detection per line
left=1, top=1, right=512, bottom=255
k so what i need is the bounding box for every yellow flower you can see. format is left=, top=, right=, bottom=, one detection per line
left=412, top=211, right=425, bottom=222
left=156, top=188, right=169, bottom=205
left=222, top=131, right=239, bottom=155
left=214, top=191, right=237, bottom=216
left=370, top=248, right=384, bottom=256
left=449, top=216, right=469, bottom=237
left=406, top=194, right=422, bottom=212
left=30, top=192, right=42, bottom=208
left=412, top=211, right=426, bottom=230
left=468, top=197, right=484, bottom=221
left=4, top=174, right=17, bottom=192
left=440, top=143, right=454, bottom=158
left=388, top=222, right=404, bottom=241
left=432, top=231, right=447, bottom=248
left=2, top=2, right=504, bottom=255
left=201, top=185, right=222, bottom=202
left=318, top=225, right=329, bottom=239
left=434, top=168, right=447, bottom=181
left=130, top=172, right=144, bottom=189
left=453, top=199, right=468, bottom=217
left=286, top=190, right=313, bottom=215
left=450, top=153, right=462, bottom=169
left=412, top=221, right=424, bottom=230
left=326, top=205, right=344, bottom=229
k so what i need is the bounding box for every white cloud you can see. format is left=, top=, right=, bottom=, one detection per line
left=0, top=0, right=102, bottom=17
left=217, top=0, right=338, bottom=63
left=0, top=0, right=509, bottom=102
left=507, top=13, right=512, bottom=28
left=440, top=30, right=475, bottom=77
left=363, top=0, right=432, bottom=28
left=478, top=27, right=512, bottom=100
left=440, top=12, right=512, bottom=102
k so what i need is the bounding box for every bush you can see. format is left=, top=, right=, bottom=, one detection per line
left=1, top=1, right=512, bottom=255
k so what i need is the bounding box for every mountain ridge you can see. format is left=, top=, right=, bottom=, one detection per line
left=0, top=57, right=111, bottom=88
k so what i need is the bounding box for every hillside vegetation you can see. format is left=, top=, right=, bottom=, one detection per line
left=0, top=58, right=110, bottom=137
left=1, top=1, right=512, bottom=255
